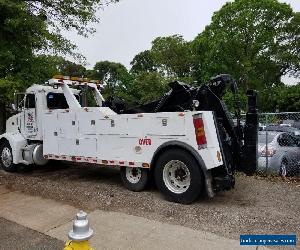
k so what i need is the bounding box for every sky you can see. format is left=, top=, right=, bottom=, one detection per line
left=65, top=0, right=300, bottom=83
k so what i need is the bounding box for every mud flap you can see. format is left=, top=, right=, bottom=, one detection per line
left=242, top=90, right=258, bottom=175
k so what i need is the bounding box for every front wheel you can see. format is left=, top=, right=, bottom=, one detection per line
left=0, top=141, right=17, bottom=172
left=154, top=149, right=204, bottom=204
left=120, top=166, right=149, bottom=191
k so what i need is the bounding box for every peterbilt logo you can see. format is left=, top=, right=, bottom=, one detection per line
left=139, top=138, right=152, bottom=146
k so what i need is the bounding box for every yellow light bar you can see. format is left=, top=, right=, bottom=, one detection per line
left=53, top=75, right=71, bottom=80
left=53, top=75, right=64, bottom=80
left=90, top=80, right=101, bottom=84
left=70, top=77, right=78, bottom=81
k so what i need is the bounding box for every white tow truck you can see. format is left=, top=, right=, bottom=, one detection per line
left=0, top=76, right=226, bottom=204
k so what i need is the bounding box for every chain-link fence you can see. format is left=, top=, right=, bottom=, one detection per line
left=257, top=112, right=300, bottom=177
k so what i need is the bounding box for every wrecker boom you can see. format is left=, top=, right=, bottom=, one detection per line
left=113, top=74, right=258, bottom=178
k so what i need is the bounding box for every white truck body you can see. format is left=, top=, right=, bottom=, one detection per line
left=0, top=77, right=225, bottom=203
left=42, top=108, right=222, bottom=169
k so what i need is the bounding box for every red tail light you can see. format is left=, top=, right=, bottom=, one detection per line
left=193, top=114, right=207, bottom=149
left=261, top=147, right=276, bottom=157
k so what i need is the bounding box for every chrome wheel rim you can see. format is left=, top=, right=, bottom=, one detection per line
left=1, top=147, right=12, bottom=168
left=163, top=160, right=191, bottom=194
left=125, top=167, right=142, bottom=184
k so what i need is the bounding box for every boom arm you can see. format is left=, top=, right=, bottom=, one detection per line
left=120, top=74, right=258, bottom=176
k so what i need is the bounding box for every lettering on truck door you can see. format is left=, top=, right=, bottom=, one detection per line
left=24, top=93, right=37, bottom=137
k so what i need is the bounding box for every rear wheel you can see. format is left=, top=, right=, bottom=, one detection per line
left=154, top=149, right=204, bottom=204
left=120, top=166, right=149, bottom=191
left=0, top=141, right=17, bottom=172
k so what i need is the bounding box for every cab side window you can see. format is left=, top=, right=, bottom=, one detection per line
left=25, top=94, right=36, bottom=109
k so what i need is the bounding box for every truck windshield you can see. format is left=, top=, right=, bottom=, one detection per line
left=47, top=93, right=79, bottom=109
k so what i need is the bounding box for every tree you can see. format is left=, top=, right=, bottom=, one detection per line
left=92, top=61, right=132, bottom=97
left=130, top=50, right=157, bottom=74
left=0, top=0, right=118, bottom=132
left=151, top=35, right=193, bottom=79
left=123, top=72, right=168, bottom=105
left=58, top=59, right=87, bottom=77
left=259, top=84, right=300, bottom=112
left=192, top=0, right=300, bottom=91
left=0, top=55, right=65, bottom=132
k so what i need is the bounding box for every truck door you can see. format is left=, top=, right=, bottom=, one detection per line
left=24, top=93, right=37, bottom=138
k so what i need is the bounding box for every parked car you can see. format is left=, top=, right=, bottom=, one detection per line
left=257, top=131, right=300, bottom=176
left=265, top=125, right=299, bottom=133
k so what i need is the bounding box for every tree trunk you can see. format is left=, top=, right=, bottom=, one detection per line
left=0, top=102, right=6, bottom=134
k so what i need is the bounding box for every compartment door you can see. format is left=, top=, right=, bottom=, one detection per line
left=43, top=113, right=58, bottom=155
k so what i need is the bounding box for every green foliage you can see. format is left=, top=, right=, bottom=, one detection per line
left=259, top=84, right=300, bottom=112
left=0, top=77, right=21, bottom=103
left=130, top=50, right=157, bottom=74
left=0, top=55, right=61, bottom=102
left=0, top=0, right=117, bottom=100
left=0, top=0, right=299, bottom=117
left=192, top=0, right=300, bottom=91
left=91, top=61, right=133, bottom=97
left=121, top=72, right=168, bottom=105
left=223, top=91, right=248, bottom=113
left=151, top=35, right=193, bottom=78
left=58, top=59, right=87, bottom=77
left=0, top=1, right=48, bottom=78
left=130, top=35, right=193, bottom=80
left=25, top=0, right=119, bottom=37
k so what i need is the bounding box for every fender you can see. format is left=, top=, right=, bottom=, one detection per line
left=0, top=132, right=27, bottom=164
left=151, top=140, right=215, bottom=198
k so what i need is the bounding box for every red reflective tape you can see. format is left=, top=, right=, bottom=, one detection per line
left=129, top=162, right=134, bottom=166
left=109, top=160, right=115, bottom=164
left=119, top=161, right=125, bottom=165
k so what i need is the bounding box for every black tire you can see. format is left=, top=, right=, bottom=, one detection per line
left=154, top=149, right=204, bottom=204
left=0, top=141, right=17, bottom=172
left=120, top=166, right=149, bottom=192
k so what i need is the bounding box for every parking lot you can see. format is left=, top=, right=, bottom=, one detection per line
left=0, top=162, right=299, bottom=243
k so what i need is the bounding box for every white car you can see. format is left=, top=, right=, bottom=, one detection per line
left=257, top=131, right=300, bottom=176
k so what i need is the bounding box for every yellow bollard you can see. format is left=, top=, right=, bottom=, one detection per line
left=64, top=211, right=94, bottom=250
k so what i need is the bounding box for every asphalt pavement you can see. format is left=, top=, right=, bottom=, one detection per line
left=0, top=217, right=64, bottom=250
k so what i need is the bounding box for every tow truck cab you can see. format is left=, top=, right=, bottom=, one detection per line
left=0, top=76, right=249, bottom=204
